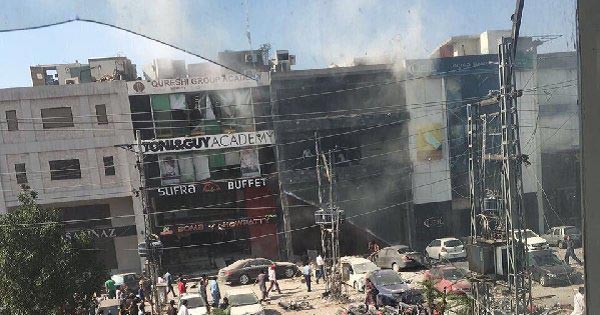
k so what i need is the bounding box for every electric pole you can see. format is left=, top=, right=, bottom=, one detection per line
left=134, top=130, right=161, bottom=314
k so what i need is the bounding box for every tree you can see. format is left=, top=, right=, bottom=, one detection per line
left=0, top=190, right=107, bottom=315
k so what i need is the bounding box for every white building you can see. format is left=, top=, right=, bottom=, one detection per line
left=0, top=80, right=142, bottom=274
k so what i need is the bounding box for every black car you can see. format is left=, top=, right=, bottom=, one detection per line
left=217, top=258, right=299, bottom=285
left=366, top=270, right=423, bottom=307
left=528, top=250, right=582, bottom=287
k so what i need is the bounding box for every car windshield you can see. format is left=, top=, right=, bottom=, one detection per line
left=111, top=275, right=124, bottom=284
left=228, top=293, right=259, bottom=306
left=531, top=254, right=565, bottom=267
left=372, top=272, right=404, bottom=286
left=565, top=227, right=581, bottom=234
left=444, top=240, right=462, bottom=247
left=442, top=269, right=466, bottom=280
left=515, top=230, right=538, bottom=239
left=397, top=247, right=413, bottom=254
left=353, top=262, right=379, bottom=274
left=183, top=297, right=206, bottom=308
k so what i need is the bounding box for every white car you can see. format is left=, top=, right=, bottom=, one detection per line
left=178, top=293, right=208, bottom=315
left=425, top=237, right=467, bottom=260
left=340, top=256, right=380, bottom=292
left=225, top=288, right=265, bottom=315
left=514, top=229, right=549, bottom=251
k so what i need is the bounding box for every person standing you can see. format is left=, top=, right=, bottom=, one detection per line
left=302, top=262, right=312, bottom=292
left=315, top=254, right=325, bottom=284
left=198, top=275, right=210, bottom=314
left=364, top=278, right=378, bottom=310
left=165, top=271, right=176, bottom=297
left=177, top=275, right=187, bottom=296
left=254, top=270, right=269, bottom=301
left=267, top=265, right=282, bottom=294
left=177, top=299, right=189, bottom=315
left=571, top=287, right=585, bottom=315
left=166, top=300, right=177, bottom=315
left=565, top=235, right=583, bottom=265
left=105, top=278, right=117, bottom=299
left=209, top=276, right=221, bottom=308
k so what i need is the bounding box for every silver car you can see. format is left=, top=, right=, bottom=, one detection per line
left=372, top=245, right=424, bottom=271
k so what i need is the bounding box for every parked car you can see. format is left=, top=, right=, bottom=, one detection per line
left=178, top=293, right=208, bottom=315
left=97, top=299, right=120, bottom=315
left=424, top=237, right=467, bottom=261
left=541, top=226, right=582, bottom=248
left=365, top=269, right=423, bottom=307
left=225, top=288, right=265, bottom=315
left=528, top=250, right=582, bottom=287
left=424, top=265, right=471, bottom=295
left=341, top=256, right=380, bottom=292
left=513, top=229, right=549, bottom=251
left=111, top=272, right=140, bottom=292
left=217, top=258, right=299, bottom=285
left=372, top=245, right=425, bottom=271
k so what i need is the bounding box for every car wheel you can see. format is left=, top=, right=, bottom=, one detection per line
left=239, top=274, right=250, bottom=285
left=540, top=276, right=549, bottom=287
left=285, top=267, right=295, bottom=278
left=392, top=263, right=400, bottom=272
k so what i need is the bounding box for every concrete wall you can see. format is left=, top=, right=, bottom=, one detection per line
left=405, top=76, right=452, bottom=205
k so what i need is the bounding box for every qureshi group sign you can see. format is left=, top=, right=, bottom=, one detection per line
left=141, top=130, right=275, bottom=154
left=127, top=71, right=270, bottom=95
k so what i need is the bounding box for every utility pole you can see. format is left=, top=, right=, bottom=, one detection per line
left=314, top=132, right=328, bottom=291
left=134, top=130, right=161, bottom=314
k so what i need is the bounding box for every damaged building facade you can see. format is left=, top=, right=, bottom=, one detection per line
left=127, top=50, right=282, bottom=272
left=271, top=65, right=413, bottom=257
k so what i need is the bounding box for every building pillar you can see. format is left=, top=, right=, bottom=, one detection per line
left=578, top=0, right=600, bottom=310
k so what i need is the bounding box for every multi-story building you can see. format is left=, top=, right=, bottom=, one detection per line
left=0, top=68, right=142, bottom=274
left=127, top=50, right=280, bottom=273
left=271, top=64, right=413, bottom=257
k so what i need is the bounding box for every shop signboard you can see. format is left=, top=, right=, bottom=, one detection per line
left=159, top=214, right=276, bottom=236
left=153, top=177, right=269, bottom=197
left=127, top=71, right=270, bottom=95
left=65, top=225, right=137, bottom=240
left=140, top=130, right=275, bottom=154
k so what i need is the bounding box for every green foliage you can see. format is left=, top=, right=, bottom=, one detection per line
left=0, top=190, right=107, bottom=315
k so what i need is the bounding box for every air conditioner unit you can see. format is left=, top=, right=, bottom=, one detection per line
left=65, top=77, right=79, bottom=85
left=245, top=53, right=258, bottom=63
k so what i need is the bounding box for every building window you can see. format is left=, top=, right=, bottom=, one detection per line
left=95, top=104, right=108, bottom=125
left=103, top=156, right=115, bottom=176
left=6, top=110, right=18, bottom=131
left=15, top=163, right=27, bottom=184
left=49, top=159, right=81, bottom=180
left=41, top=107, right=74, bottom=129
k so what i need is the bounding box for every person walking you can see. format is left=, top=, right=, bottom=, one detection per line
left=315, top=254, right=325, bottom=284
left=267, top=264, right=282, bottom=294
left=177, top=299, right=189, bottom=315
left=254, top=270, right=269, bottom=301
left=209, top=276, right=221, bottom=308
left=571, top=287, right=585, bottom=315
left=564, top=235, right=583, bottom=265
left=165, top=271, right=176, bottom=297
left=166, top=300, right=177, bottom=315
left=105, top=278, right=117, bottom=299
left=302, top=262, right=312, bottom=292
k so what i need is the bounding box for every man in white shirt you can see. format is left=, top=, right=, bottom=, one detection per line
left=316, top=254, right=325, bottom=284
left=571, top=287, right=585, bottom=315
left=267, top=265, right=282, bottom=294
left=178, top=299, right=189, bottom=315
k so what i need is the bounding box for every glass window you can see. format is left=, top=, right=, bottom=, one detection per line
left=103, top=156, right=115, bottom=176
left=95, top=104, right=108, bottom=124
left=49, top=159, right=81, bottom=180
left=6, top=110, right=18, bottom=131
left=41, top=107, right=74, bottom=129
left=14, top=163, right=27, bottom=184
left=444, top=240, right=463, bottom=247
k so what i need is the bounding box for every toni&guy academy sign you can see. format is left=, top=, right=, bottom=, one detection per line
left=141, top=130, right=275, bottom=154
